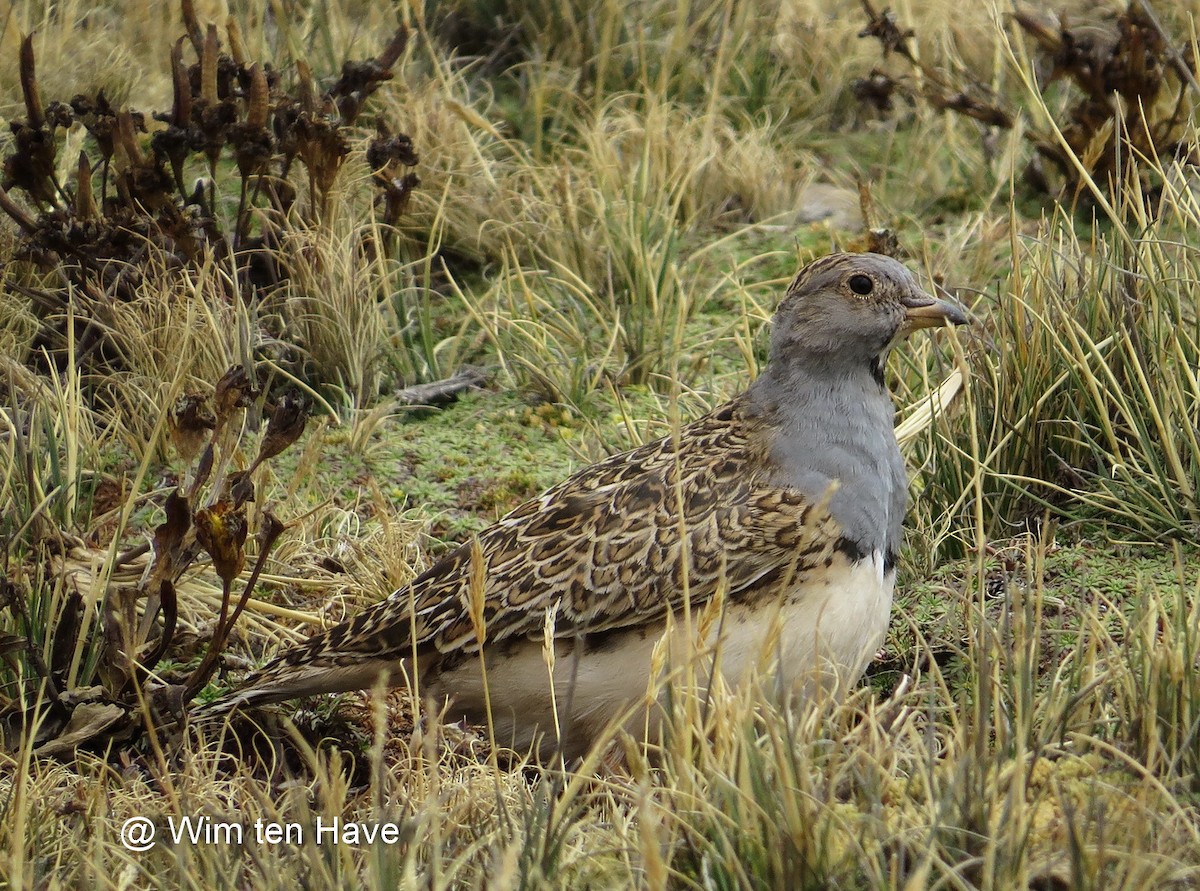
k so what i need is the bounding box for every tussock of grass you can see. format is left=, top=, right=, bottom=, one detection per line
left=909, top=214, right=1200, bottom=551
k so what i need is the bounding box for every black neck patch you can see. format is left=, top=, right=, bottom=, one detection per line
left=834, top=536, right=868, bottom=562
left=835, top=537, right=897, bottom=574
left=884, top=549, right=897, bottom=573
left=868, top=356, right=885, bottom=388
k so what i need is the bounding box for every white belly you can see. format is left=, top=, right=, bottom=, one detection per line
left=724, top=549, right=895, bottom=695
left=430, top=552, right=895, bottom=759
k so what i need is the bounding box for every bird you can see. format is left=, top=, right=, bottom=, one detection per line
left=209, top=252, right=968, bottom=760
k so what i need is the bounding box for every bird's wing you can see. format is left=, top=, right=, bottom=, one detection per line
left=270, top=405, right=843, bottom=679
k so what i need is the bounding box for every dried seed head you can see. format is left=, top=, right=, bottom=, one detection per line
left=152, top=489, right=192, bottom=566
left=201, top=24, right=220, bottom=104
left=246, top=62, right=269, bottom=129
left=3, top=122, right=57, bottom=205
left=367, top=124, right=419, bottom=169
left=213, top=366, right=255, bottom=425
left=852, top=69, right=901, bottom=113
left=168, top=393, right=216, bottom=461
left=182, top=0, right=205, bottom=53
left=227, top=470, right=255, bottom=507
left=367, top=123, right=420, bottom=225
left=229, top=63, right=273, bottom=178
left=226, top=17, right=248, bottom=66
left=194, top=502, right=248, bottom=587
left=256, top=510, right=286, bottom=553
left=20, top=34, right=45, bottom=130
left=74, top=152, right=98, bottom=219
left=115, top=111, right=145, bottom=165
left=376, top=26, right=409, bottom=71
left=170, top=37, right=193, bottom=128
left=70, top=91, right=117, bottom=160
left=467, top=536, right=488, bottom=646
left=44, top=101, right=73, bottom=130
left=296, top=61, right=316, bottom=112
left=254, top=391, right=309, bottom=467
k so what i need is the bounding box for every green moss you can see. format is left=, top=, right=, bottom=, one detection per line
left=351, top=392, right=582, bottom=539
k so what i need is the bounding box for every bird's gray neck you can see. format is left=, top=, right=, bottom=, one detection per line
left=746, top=357, right=907, bottom=569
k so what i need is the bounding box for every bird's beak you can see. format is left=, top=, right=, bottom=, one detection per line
left=900, top=290, right=971, bottom=332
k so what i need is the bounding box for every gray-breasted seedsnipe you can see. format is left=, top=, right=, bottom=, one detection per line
left=212, top=252, right=968, bottom=758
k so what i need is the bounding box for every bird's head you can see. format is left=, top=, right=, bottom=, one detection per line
left=768, top=252, right=968, bottom=374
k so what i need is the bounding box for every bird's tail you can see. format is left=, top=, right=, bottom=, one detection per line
left=195, top=652, right=407, bottom=720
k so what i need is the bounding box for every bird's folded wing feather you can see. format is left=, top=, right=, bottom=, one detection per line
left=273, top=408, right=843, bottom=673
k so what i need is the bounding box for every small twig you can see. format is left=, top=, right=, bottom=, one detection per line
left=393, top=365, right=490, bottom=406
left=113, top=540, right=151, bottom=567
left=0, top=185, right=39, bottom=235
left=221, top=514, right=285, bottom=642
left=136, top=579, right=177, bottom=679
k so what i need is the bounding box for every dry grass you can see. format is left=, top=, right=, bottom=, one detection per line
left=2, top=0, right=1200, bottom=887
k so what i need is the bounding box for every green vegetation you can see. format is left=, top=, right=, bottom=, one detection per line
left=1, top=0, right=1199, bottom=887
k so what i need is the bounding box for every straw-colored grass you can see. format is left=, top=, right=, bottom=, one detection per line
left=2, top=0, right=1199, bottom=887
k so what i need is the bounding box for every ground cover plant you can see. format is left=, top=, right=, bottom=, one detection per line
left=1, top=0, right=1198, bottom=888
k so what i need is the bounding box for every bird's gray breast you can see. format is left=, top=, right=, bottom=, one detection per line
left=763, top=372, right=907, bottom=566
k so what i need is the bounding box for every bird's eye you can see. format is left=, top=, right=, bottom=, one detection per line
left=848, top=274, right=874, bottom=296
